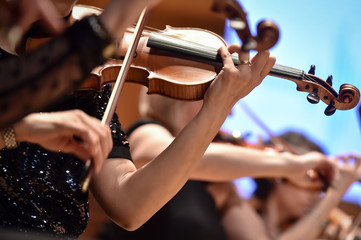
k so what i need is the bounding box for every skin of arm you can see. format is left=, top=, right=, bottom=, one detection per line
left=1, top=110, right=113, bottom=174
left=89, top=46, right=276, bottom=231
left=209, top=155, right=361, bottom=240
left=128, top=122, right=333, bottom=189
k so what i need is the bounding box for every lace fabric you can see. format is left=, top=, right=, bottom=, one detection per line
left=0, top=15, right=111, bottom=129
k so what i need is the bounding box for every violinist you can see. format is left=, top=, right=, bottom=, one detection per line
left=0, top=0, right=277, bottom=239
left=0, top=0, right=161, bottom=129
left=98, top=87, right=335, bottom=240
left=206, top=131, right=361, bottom=240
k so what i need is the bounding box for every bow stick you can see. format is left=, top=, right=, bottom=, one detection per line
left=238, top=101, right=331, bottom=188
left=81, top=7, right=152, bottom=193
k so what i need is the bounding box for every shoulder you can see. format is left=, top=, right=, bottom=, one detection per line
left=129, top=122, right=173, bottom=147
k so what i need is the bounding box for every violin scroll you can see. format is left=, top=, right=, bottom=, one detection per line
left=305, top=72, right=360, bottom=115
left=211, top=0, right=279, bottom=51
left=323, top=83, right=360, bottom=116
left=269, top=64, right=360, bottom=115
left=255, top=20, right=280, bottom=52
left=338, top=84, right=360, bottom=107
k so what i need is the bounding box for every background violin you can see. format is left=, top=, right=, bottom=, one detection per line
left=211, top=0, right=279, bottom=52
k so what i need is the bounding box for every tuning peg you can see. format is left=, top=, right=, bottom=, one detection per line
left=326, top=75, right=333, bottom=86
left=241, top=38, right=257, bottom=51
left=307, top=89, right=320, bottom=104
left=308, top=65, right=316, bottom=75
left=229, top=18, right=246, bottom=31
left=324, top=101, right=336, bottom=116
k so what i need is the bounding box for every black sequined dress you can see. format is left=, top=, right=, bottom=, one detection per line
left=0, top=85, right=132, bottom=239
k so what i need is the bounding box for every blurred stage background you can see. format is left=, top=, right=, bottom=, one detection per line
left=221, top=0, right=361, bottom=206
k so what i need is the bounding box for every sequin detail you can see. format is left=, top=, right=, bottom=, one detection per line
left=0, top=85, right=130, bottom=239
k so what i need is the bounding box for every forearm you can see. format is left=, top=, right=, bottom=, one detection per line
left=92, top=43, right=275, bottom=230
left=193, top=144, right=296, bottom=181
left=278, top=188, right=344, bottom=240
left=93, top=104, right=231, bottom=230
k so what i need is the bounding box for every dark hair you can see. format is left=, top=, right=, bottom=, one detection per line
left=276, top=131, right=325, bottom=154
left=253, top=131, right=325, bottom=202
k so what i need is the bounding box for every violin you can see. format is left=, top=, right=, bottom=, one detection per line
left=24, top=4, right=360, bottom=117
left=23, top=3, right=360, bottom=191
left=67, top=4, right=357, bottom=116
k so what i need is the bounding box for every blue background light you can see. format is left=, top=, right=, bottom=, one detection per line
left=222, top=0, right=361, bottom=205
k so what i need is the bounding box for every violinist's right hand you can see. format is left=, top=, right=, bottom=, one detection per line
left=203, top=44, right=275, bottom=110
left=9, top=110, right=113, bottom=174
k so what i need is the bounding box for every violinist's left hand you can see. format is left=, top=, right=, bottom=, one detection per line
left=99, top=0, right=162, bottom=40
left=0, top=0, right=68, bottom=54
left=283, top=151, right=336, bottom=190
left=204, top=44, right=275, bottom=109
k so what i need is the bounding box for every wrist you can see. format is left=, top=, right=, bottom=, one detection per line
left=12, top=114, right=34, bottom=143
left=1, top=126, right=18, bottom=149
left=324, top=185, right=344, bottom=203
left=279, top=151, right=298, bottom=177
left=328, top=178, right=353, bottom=197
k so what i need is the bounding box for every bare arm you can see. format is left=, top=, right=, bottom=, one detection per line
left=211, top=155, right=361, bottom=240
left=275, top=155, right=361, bottom=240
left=90, top=46, right=276, bottom=230
left=129, top=123, right=333, bottom=189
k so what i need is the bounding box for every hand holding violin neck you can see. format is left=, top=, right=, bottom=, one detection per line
left=147, top=32, right=360, bottom=113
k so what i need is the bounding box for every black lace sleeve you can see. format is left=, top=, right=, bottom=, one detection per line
left=0, top=15, right=111, bottom=129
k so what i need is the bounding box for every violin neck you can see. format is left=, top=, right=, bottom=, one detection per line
left=148, top=32, right=305, bottom=82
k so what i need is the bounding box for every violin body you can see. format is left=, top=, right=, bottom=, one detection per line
left=66, top=4, right=224, bottom=100
left=92, top=25, right=227, bottom=100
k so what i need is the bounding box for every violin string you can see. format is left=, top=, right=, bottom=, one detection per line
left=141, top=31, right=321, bottom=86
left=128, top=27, right=332, bottom=97
left=133, top=26, right=326, bottom=88
left=143, top=26, right=162, bottom=32
left=273, top=65, right=333, bottom=92
left=129, top=24, right=184, bottom=39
